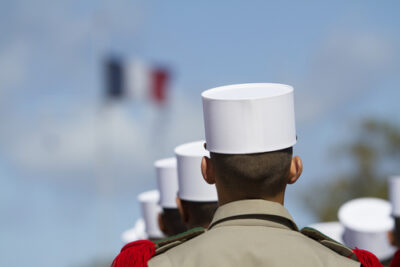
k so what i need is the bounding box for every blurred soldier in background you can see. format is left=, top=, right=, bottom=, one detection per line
left=121, top=190, right=164, bottom=243
left=174, top=141, right=218, bottom=229
left=389, top=176, right=400, bottom=267
left=155, top=158, right=187, bottom=236
left=338, top=197, right=396, bottom=265
left=121, top=218, right=147, bottom=244
left=112, top=143, right=218, bottom=267
left=135, top=190, right=164, bottom=242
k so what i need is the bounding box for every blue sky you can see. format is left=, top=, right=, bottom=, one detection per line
left=0, top=1, right=400, bottom=266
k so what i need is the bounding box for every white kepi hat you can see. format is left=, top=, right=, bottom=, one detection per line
left=202, top=83, right=296, bottom=154
left=307, top=221, right=344, bottom=244
left=389, top=176, right=400, bottom=217
left=137, top=190, right=164, bottom=239
left=121, top=218, right=147, bottom=243
left=155, top=157, right=178, bottom=208
left=338, top=197, right=396, bottom=260
left=175, top=140, right=218, bottom=202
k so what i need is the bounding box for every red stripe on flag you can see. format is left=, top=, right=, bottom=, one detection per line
left=151, top=68, right=169, bottom=104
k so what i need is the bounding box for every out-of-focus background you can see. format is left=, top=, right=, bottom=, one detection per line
left=1, top=1, right=399, bottom=266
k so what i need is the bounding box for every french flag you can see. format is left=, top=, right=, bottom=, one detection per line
left=105, top=57, right=170, bottom=105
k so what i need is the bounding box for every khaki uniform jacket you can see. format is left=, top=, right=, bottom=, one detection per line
left=148, top=200, right=360, bottom=267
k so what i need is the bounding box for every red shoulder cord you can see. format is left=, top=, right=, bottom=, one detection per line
left=111, top=240, right=156, bottom=267
left=352, top=248, right=382, bottom=267
left=390, top=249, right=400, bottom=267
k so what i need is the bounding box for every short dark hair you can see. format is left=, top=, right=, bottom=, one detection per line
left=161, top=208, right=187, bottom=236
left=395, top=217, right=400, bottom=245
left=180, top=200, right=218, bottom=227
left=210, top=147, right=293, bottom=198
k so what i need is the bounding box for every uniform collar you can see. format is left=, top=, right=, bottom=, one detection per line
left=208, top=199, right=298, bottom=231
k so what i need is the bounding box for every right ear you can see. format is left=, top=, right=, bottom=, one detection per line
left=287, top=156, right=303, bottom=185
left=201, top=156, right=216, bottom=185
left=176, top=196, right=189, bottom=224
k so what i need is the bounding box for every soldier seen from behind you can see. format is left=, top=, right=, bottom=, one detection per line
left=148, top=83, right=381, bottom=267
left=155, top=158, right=187, bottom=237
left=174, top=141, right=218, bottom=229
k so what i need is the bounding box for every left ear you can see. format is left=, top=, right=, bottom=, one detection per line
left=287, top=156, right=303, bottom=184
left=201, top=156, right=216, bottom=185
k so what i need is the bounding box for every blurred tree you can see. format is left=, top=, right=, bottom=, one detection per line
left=305, top=118, right=400, bottom=221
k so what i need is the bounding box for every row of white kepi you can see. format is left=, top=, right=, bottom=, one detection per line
left=121, top=141, right=400, bottom=262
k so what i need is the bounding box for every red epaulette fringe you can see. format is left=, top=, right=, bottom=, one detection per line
left=352, top=247, right=382, bottom=267
left=390, top=249, right=400, bottom=267
left=111, top=240, right=156, bottom=267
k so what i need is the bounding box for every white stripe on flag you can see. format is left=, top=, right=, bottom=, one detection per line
left=125, top=59, right=151, bottom=100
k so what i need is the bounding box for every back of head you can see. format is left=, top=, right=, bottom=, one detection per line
left=211, top=147, right=293, bottom=199
left=160, top=208, right=187, bottom=236
left=180, top=200, right=218, bottom=229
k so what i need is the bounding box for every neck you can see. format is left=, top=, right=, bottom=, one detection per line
left=216, top=186, right=286, bottom=206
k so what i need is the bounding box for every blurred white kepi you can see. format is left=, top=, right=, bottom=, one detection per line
left=338, top=197, right=396, bottom=261
left=307, top=221, right=344, bottom=244
left=389, top=176, right=400, bottom=247
left=121, top=190, right=164, bottom=243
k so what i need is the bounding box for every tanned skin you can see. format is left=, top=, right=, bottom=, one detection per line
left=200, top=155, right=303, bottom=206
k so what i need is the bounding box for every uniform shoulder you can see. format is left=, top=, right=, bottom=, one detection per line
left=301, top=227, right=362, bottom=266
left=147, top=227, right=205, bottom=267
left=112, top=229, right=205, bottom=267
left=147, top=253, right=172, bottom=267
left=301, top=227, right=357, bottom=260
left=154, top=227, right=205, bottom=255
left=148, top=227, right=211, bottom=267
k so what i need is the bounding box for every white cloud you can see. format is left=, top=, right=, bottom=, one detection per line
left=0, top=90, right=204, bottom=182
left=3, top=104, right=141, bottom=173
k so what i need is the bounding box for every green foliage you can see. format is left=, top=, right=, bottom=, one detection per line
left=305, top=119, right=400, bottom=221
